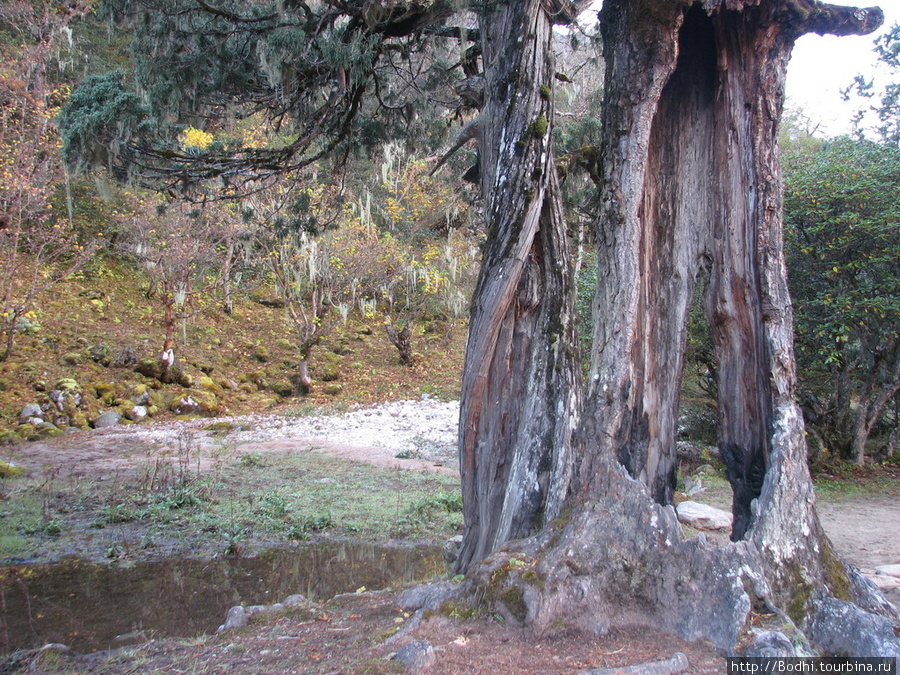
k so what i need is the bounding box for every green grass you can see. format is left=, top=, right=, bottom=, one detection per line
left=0, top=449, right=463, bottom=562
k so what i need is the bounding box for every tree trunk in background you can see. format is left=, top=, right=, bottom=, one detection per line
left=458, top=0, right=899, bottom=656
left=455, top=0, right=583, bottom=573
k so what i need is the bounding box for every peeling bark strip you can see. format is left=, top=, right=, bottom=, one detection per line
left=457, top=0, right=899, bottom=658
left=455, top=0, right=583, bottom=573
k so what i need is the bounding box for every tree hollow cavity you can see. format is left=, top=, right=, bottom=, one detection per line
left=632, top=3, right=769, bottom=541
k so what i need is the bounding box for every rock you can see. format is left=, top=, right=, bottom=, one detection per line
left=269, top=381, right=294, bottom=398
left=217, top=605, right=247, bottom=632
left=393, top=640, right=436, bottom=670
left=171, top=396, right=201, bottom=415
left=319, top=353, right=342, bottom=382
left=132, top=385, right=151, bottom=406
left=19, top=404, right=44, bottom=423
left=49, top=389, right=82, bottom=414
left=0, top=460, right=25, bottom=478
left=112, top=346, right=137, bottom=368
left=442, top=535, right=464, bottom=565
left=55, top=378, right=81, bottom=394
left=93, top=381, right=116, bottom=399
left=198, top=376, right=224, bottom=396
left=254, top=345, right=270, bottom=363
left=274, top=338, right=293, bottom=351
left=135, top=357, right=164, bottom=380
left=94, top=411, right=122, bottom=429
left=282, top=594, right=307, bottom=606
left=875, top=565, right=900, bottom=579
left=171, top=391, right=221, bottom=416
left=866, top=574, right=900, bottom=592
left=675, top=501, right=733, bottom=531
left=742, top=631, right=795, bottom=657
left=125, top=406, right=148, bottom=421
left=89, top=343, right=110, bottom=366
left=33, top=422, right=63, bottom=439
left=580, top=652, right=689, bottom=675
left=323, top=383, right=343, bottom=396
left=807, top=597, right=900, bottom=659
left=61, top=352, right=82, bottom=366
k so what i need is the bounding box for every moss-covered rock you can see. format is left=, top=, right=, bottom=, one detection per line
left=269, top=381, right=294, bottom=398
left=318, top=353, right=342, bottom=382
left=169, top=390, right=222, bottom=416
left=134, top=357, right=164, bottom=380
left=61, top=352, right=82, bottom=366
left=0, top=459, right=24, bottom=477
left=197, top=376, right=224, bottom=396
left=71, top=412, right=90, bottom=429
left=93, top=381, right=116, bottom=398
left=274, top=338, right=293, bottom=351
left=323, top=383, right=343, bottom=396
left=254, top=344, right=270, bottom=362
left=55, top=378, right=81, bottom=394
left=242, top=370, right=268, bottom=390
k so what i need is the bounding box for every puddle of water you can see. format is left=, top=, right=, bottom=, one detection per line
left=0, top=541, right=444, bottom=654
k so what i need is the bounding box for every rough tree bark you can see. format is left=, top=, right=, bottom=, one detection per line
left=455, top=0, right=586, bottom=573
left=455, top=0, right=900, bottom=657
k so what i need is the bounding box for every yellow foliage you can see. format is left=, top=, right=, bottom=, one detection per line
left=180, top=127, right=214, bottom=151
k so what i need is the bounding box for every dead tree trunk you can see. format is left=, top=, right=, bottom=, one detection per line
left=457, top=0, right=899, bottom=657
left=455, top=0, right=584, bottom=573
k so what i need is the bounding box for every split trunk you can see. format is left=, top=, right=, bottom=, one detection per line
left=457, top=0, right=899, bottom=656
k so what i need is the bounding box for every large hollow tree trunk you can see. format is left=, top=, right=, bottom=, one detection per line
left=455, top=0, right=584, bottom=573
left=456, top=0, right=899, bottom=657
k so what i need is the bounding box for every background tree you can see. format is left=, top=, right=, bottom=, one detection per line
left=846, top=21, right=900, bottom=144
left=116, top=193, right=226, bottom=382
left=784, top=137, right=900, bottom=464
left=0, top=1, right=96, bottom=361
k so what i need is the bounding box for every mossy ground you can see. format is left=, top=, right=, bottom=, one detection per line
left=0, top=258, right=466, bottom=437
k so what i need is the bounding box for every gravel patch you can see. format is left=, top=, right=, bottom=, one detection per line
left=86, top=398, right=461, bottom=466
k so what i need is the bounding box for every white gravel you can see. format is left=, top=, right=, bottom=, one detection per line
left=109, top=398, right=461, bottom=464
left=231, top=398, right=460, bottom=460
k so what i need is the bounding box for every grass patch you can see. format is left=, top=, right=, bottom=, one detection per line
left=0, top=449, right=462, bottom=562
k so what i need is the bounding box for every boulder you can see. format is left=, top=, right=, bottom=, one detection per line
left=89, top=343, right=110, bottom=366
left=269, top=381, right=294, bottom=398
left=393, top=640, right=436, bottom=670
left=675, top=501, right=733, bottom=531
left=61, top=352, right=82, bottom=366
left=323, top=383, right=343, bottom=396
left=442, top=535, right=464, bottom=565
left=170, top=391, right=221, bottom=416
left=112, top=346, right=137, bottom=368
left=742, top=631, right=796, bottom=657
left=217, top=605, right=247, bottom=633
left=875, top=565, right=900, bottom=579
left=94, top=411, right=122, bottom=429
left=125, top=406, right=148, bottom=421
left=19, top=404, right=44, bottom=423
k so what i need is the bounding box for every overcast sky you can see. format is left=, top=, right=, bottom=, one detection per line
left=785, top=3, right=899, bottom=137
